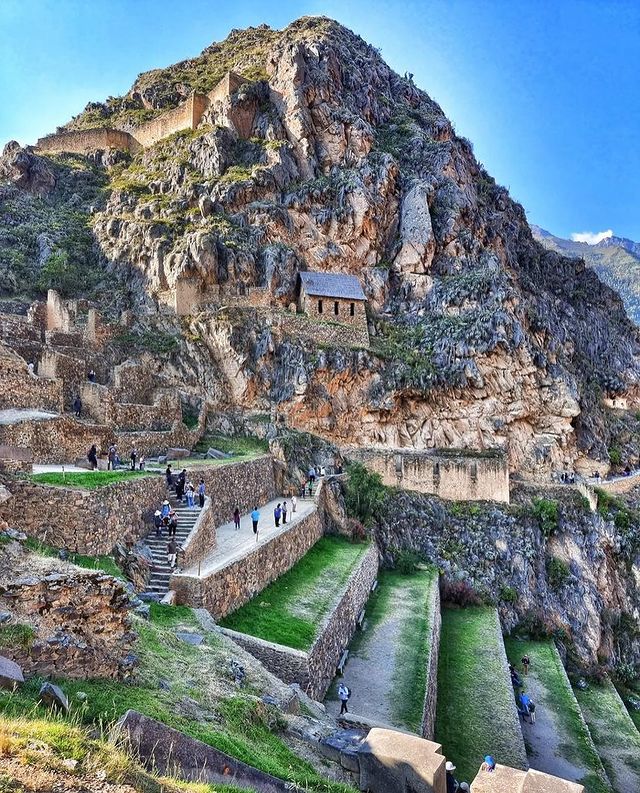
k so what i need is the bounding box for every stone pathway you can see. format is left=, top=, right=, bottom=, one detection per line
left=0, top=408, right=58, bottom=425
left=32, top=463, right=88, bottom=473
left=180, top=495, right=317, bottom=577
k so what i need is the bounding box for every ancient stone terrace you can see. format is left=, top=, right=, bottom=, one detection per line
left=35, top=71, right=254, bottom=155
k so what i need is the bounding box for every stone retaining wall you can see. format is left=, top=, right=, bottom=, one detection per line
left=179, top=496, right=216, bottom=568
left=171, top=507, right=322, bottom=617
left=274, top=312, right=370, bottom=349
left=420, top=574, right=441, bottom=740
left=0, top=559, right=135, bottom=680
left=219, top=544, right=379, bottom=700
left=36, top=128, right=137, bottom=155
left=0, top=414, right=114, bottom=464
left=0, top=474, right=167, bottom=554
left=0, top=343, right=63, bottom=413
left=348, top=447, right=510, bottom=504
left=38, top=348, right=110, bottom=406
left=595, top=473, right=640, bottom=496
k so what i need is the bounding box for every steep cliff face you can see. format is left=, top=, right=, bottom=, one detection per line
left=2, top=16, right=640, bottom=472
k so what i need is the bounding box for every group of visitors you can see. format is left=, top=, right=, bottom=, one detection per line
left=85, top=443, right=145, bottom=471
left=153, top=499, right=179, bottom=568
left=165, top=464, right=205, bottom=508
left=445, top=760, right=470, bottom=792
left=510, top=654, right=536, bottom=723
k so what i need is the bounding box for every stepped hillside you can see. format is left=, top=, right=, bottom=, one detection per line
left=2, top=16, right=640, bottom=473
left=532, top=225, right=640, bottom=325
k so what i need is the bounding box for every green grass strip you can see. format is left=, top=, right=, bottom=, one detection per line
left=29, top=469, right=152, bottom=489
left=574, top=677, right=640, bottom=792
left=220, top=536, right=369, bottom=650
left=24, top=537, right=125, bottom=580
left=436, top=607, right=526, bottom=783
left=504, top=637, right=611, bottom=793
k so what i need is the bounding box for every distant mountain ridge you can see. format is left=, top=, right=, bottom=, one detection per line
left=531, top=225, right=640, bottom=324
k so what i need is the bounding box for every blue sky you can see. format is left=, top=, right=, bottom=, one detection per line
left=1, top=0, right=638, bottom=240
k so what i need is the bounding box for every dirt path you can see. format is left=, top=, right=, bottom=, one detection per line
left=324, top=581, right=418, bottom=731
left=518, top=672, right=588, bottom=782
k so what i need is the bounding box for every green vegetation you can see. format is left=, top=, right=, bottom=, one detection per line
left=29, top=469, right=152, bottom=489
left=499, top=585, right=518, bottom=603
left=0, top=603, right=351, bottom=793
left=531, top=497, right=559, bottom=537
left=608, top=446, right=623, bottom=467
left=111, top=328, right=179, bottom=356
left=574, top=677, right=640, bottom=792
left=0, top=623, right=35, bottom=649
left=194, top=434, right=269, bottom=457
left=546, top=556, right=571, bottom=588
left=220, top=537, right=370, bottom=649
left=435, top=607, right=527, bottom=783
left=504, top=638, right=612, bottom=793
left=344, top=461, right=387, bottom=527
left=24, top=537, right=125, bottom=580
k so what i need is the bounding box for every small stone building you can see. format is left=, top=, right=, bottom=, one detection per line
left=298, top=271, right=367, bottom=329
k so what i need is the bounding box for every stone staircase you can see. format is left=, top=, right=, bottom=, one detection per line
left=143, top=491, right=200, bottom=597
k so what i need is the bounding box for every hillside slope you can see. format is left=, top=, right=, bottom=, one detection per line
left=532, top=225, right=640, bottom=325
left=1, top=16, right=640, bottom=472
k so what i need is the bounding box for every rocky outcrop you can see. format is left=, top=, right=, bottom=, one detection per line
left=0, top=141, right=55, bottom=195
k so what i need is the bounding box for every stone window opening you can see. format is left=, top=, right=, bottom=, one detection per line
left=334, top=301, right=339, bottom=316
left=350, top=302, right=355, bottom=317
left=318, top=299, right=323, bottom=314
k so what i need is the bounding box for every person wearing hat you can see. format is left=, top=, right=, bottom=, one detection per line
left=168, top=510, right=178, bottom=538
left=154, top=510, right=162, bottom=536
left=445, top=761, right=458, bottom=793
left=161, top=500, right=171, bottom=518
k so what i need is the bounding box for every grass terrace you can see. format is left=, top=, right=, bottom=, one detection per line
left=24, top=537, right=125, bottom=580
left=220, top=536, right=370, bottom=650
left=28, top=469, right=153, bottom=489
left=0, top=604, right=354, bottom=793
left=573, top=676, right=640, bottom=792
left=504, top=637, right=611, bottom=793
left=435, top=607, right=527, bottom=783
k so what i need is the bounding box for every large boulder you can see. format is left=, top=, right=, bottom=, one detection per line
left=0, top=142, right=56, bottom=195
left=166, top=447, right=191, bottom=460
left=0, top=655, right=24, bottom=690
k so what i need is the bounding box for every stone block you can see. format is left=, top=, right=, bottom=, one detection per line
left=357, top=728, right=446, bottom=793
left=39, top=681, right=69, bottom=713
left=175, top=631, right=204, bottom=646
left=167, top=447, right=191, bottom=460
left=0, top=655, right=24, bottom=690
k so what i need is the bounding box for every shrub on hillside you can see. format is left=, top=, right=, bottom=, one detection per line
left=547, top=556, right=570, bottom=588
left=393, top=549, right=422, bottom=574
left=531, top=497, right=559, bottom=537
left=344, top=461, right=387, bottom=527
left=345, top=518, right=367, bottom=542
left=440, top=578, right=482, bottom=607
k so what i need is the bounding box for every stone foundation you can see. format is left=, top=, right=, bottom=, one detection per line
left=0, top=414, right=114, bottom=464
left=179, top=496, right=216, bottom=568
left=348, top=447, right=510, bottom=504
left=219, top=543, right=379, bottom=700
left=0, top=548, right=135, bottom=680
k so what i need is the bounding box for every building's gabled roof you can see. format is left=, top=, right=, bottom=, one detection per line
left=299, top=271, right=366, bottom=301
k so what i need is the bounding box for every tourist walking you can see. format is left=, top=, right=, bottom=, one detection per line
left=168, top=510, right=178, bottom=538
left=282, top=501, right=288, bottom=524
left=233, top=506, right=241, bottom=530
left=165, top=464, right=173, bottom=488
left=337, top=682, right=350, bottom=715
left=251, top=506, right=260, bottom=539
left=87, top=369, right=96, bottom=382
left=167, top=537, right=178, bottom=569
left=139, top=455, right=145, bottom=470
left=292, top=494, right=297, bottom=513
left=154, top=509, right=162, bottom=536
left=73, top=395, right=82, bottom=418
left=161, top=499, right=171, bottom=519
left=87, top=444, right=98, bottom=470
left=108, top=444, right=117, bottom=470
left=521, top=654, right=530, bottom=675
left=130, top=447, right=138, bottom=470
left=481, top=756, right=496, bottom=773
left=198, top=479, right=205, bottom=508
left=308, top=466, right=316, bottom=484
left=186, top=481, right=195, bottom=508
left=274, top=503, right=282, bottom=527
left=176, top=469, right=187, bottom=502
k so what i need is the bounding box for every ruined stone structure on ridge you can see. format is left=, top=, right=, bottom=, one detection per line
left=35, top=71, right=252, bottom=155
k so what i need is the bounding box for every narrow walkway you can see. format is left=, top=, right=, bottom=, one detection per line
left=324, top=569, right=437, bottom=734
left=0, top=408, right=58, bottom=425
left=180, top=495, right=316, bottom=577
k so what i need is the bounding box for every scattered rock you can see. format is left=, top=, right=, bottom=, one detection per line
left=39, top=681, right=69, bottom=713
left=175, top=631, right=204, bottom=646
left=206, top=448, right=230, bottom=460
left=229, top=659, right=246, bottom=685
left=166, top=447, right=190, bottom=460
left=627, top=695, right=640, bottom=711
left=75, top=691, right=87, bottom=702
left=61, top=758, right=78, bottom=771
left=0, top=612, right=12, bottom=624
left=134, top=603, right=151, bottom=620
left=158, top=679, right=171, bottom=691
left=1, top=527, right=27, bottom=542
left=0, top=656, right=24, bottom=690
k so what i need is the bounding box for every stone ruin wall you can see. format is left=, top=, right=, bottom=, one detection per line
left=0, top=347, right=63, bottom=413
left=172, top=504, right=322, bottom=617
left=79, top=381, right=181, bottom=432
left=0, top=414, right=114, bottom=466
left=35, top=127, right=137, bottom=155
left=39, top=348, right=110, bottom=406
left=348, top=448, right=510, bottom=503
left=219, top=543, right=379, bottom=700
left=0, top=550, right=135, bottom=680
left=179, top=496, right=216, bottom=568
left=133, top=92, right=205, bottom=149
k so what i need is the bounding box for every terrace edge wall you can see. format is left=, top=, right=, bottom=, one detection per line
left=420, top=573, right=441, bottom=741
left=218, top=544, right=379, bottom=700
